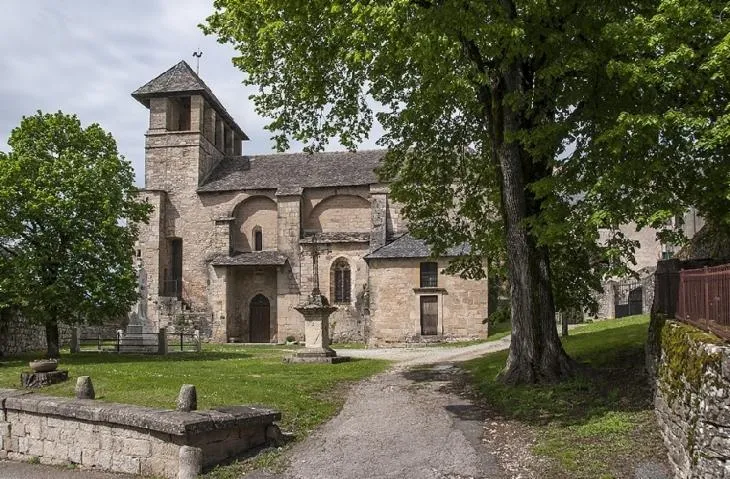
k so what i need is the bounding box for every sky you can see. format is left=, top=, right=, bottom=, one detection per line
left=0, top=1, right=382, bottom=185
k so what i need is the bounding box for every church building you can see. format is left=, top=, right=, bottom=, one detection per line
left=132, top=61, right=489, bottom=345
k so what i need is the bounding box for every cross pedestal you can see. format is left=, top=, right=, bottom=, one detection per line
left=285, top=293, right=350, bottom=364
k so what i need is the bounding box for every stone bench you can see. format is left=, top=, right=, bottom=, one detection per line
left=0, top=389, right=281, bottom=478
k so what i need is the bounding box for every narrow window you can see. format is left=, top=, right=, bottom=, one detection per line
left=332, top=258, right=351, bottom=304
left=254, top=229, right=263, bottom=251
left=420, top=262, right=438, bottom=288
left=170, top=238, right=183, bottom=298
left=178, top=96, right=191, bottom=130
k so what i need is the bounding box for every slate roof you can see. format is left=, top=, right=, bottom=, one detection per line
left=132, top=61, right=247, bottom=139
left=198, top=150, right=386, bottom=192
left=364, top=234, right=471, bottom=260
left=210, top=251, right=288, bottom=266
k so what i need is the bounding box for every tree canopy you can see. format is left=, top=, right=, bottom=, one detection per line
left=203, top=0, right=730, bottom=383
left=0, top=112, right=151, bottom=357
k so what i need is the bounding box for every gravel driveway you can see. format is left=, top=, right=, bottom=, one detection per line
left=248, top=338, right=513, bottom=479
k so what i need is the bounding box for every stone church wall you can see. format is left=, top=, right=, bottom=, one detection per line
left=300, top=243, right=371, bottom=342
left=367, top=258, right=488, bottom=345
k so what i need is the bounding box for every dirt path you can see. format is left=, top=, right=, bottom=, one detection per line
left=248, top=339, right=513, bottom=479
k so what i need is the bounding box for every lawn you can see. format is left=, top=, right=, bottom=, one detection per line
left=463, top=315, right=667, bottom=479
left=0, top=343, right=389, bottom=438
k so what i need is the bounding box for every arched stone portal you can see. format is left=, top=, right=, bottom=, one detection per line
left=249, top=294, right=271, bottom=343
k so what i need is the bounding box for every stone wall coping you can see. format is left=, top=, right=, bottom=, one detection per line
left=0, top=389, right=280, bottom=437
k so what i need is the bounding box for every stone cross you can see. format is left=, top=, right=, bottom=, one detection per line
left=309, top=235, right=330, bottom=299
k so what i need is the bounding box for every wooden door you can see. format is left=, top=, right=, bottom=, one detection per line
left=249, top=294, right=271, bottom=343
left=420, top=295, right=439, bottom=335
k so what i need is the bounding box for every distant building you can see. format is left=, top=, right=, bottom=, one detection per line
left=132, top=61, right=488, bottom=344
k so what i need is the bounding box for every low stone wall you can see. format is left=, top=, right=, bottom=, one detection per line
left=654, top=320, right=730, bottom=478
left=0, top=389, right=280, bottom=478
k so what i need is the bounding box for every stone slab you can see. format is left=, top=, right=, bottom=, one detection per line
left=2, top=391, right=280, bottom=436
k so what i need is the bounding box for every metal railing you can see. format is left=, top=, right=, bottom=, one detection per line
left=676, top=264, right=730, bottom=340
left=165, top=330, right=201, bottom=353
left=74, top=328, right=201, bottom=354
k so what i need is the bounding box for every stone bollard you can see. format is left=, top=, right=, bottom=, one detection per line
left=75, top=376, right=95, bottom=399
left=158, top=327, right=168, bottom=355
left=178, top=445, right=203, bottom=479
left=193, top=329, right=201, bottom=353
left=177, top=384, right=197, bottom=412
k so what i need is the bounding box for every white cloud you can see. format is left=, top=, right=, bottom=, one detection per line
left=0, top=0, right=383, bottom=186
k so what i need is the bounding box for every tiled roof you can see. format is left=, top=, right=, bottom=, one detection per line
left=209, top=251, right=288, bottom=266
left=132, top=61, right=246, bottom=139
left=198, top=150, right=386, bottom=192
left=364, top=234, right=471, bottom=260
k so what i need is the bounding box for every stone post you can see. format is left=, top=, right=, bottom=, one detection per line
left=178, top=445, right=203, bottom=479
left=158, top=327, right=168, bottom=355
left=75, top=376, right=95, bottom=400
left=190, top=95, right=205, bottom=132
left=177, top=384, right=197, bottom=412
left=193, top=329, right=201, bottom=352
left=70, top=327, right=81, bottom=354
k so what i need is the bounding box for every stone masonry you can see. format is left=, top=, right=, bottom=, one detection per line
left=132, top=61, right=489, bottom=345
left=0, top=388, right=279, bottom=478
left=654, top=321, right=730, bottom=478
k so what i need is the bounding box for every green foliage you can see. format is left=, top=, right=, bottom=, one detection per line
left=488, top=304, right=511, bottom=327
left=202, top=0, right=729, bottom=316
left=0, top=112, right=151, bottom=335
left=464, top=316, right=666, bottom=478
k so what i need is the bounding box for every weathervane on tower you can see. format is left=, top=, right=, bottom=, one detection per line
left=192, top=50, right=203, bottom=74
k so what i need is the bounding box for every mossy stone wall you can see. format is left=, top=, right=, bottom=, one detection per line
left=655, top=320, right=730, bottom=478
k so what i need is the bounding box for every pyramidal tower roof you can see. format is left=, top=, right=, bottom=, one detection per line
left=132, top=60, right=246, bottom=138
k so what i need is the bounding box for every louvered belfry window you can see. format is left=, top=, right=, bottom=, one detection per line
left=332, top=258, right=351, bottom=304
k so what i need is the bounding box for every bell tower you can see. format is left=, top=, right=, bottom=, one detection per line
left=132, top=60, right=247, bottom=190
left=131, top=61, right=248, bottom=328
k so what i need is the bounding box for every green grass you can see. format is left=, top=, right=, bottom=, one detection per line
left=487, top=319, right=512, bottom=342
left=0, top=343, right=388, bottom=438
left=463, top=315, right=666, bottom=479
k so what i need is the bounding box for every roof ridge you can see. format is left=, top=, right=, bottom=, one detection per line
left=247, top=149, right=387, bottom=159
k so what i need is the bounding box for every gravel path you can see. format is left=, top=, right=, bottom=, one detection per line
left=248, top=338, right=513, bottom=479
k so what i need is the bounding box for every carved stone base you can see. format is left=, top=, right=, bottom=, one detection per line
left=283, top=348, right=350, bottom=364
left=21, top=370, right=69, bottom=388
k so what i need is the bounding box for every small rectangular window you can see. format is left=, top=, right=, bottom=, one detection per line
left=420, top=262, right=438, bottom=288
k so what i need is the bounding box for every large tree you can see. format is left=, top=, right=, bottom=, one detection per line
left=203, top=0, right=729, bottom=383
left=0, top=112, right=151, bottom=358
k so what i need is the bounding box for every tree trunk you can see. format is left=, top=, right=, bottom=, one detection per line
left=496, top=140, right=575, bottom=385
left=45, top=320, right=60, bottom=359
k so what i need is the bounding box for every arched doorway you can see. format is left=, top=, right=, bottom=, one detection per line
left=249, top=294, right=271, bottom=343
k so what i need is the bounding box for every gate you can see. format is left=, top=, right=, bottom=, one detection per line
left=615, top=281, right=643, bottom=318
